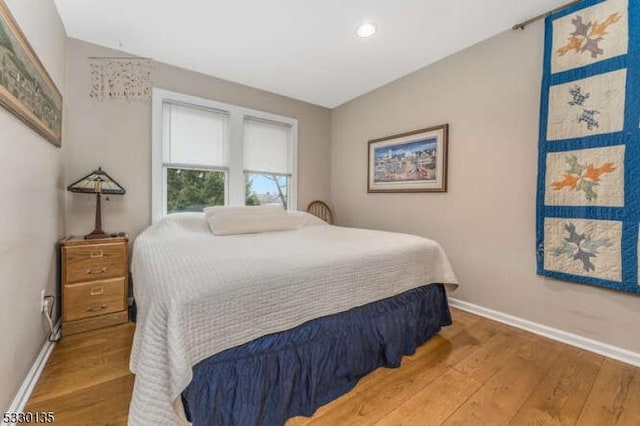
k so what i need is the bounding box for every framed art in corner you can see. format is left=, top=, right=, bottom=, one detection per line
left=368, top=124, right=448, bottom=193
left=0, top=1, right=63, bottom=147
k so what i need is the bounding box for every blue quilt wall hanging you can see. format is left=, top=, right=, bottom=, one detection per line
left=537, top=0, right=640, bottom=294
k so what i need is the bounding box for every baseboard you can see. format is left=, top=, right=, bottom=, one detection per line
left=3, top=321, right=60, bottom=426
left=448, top=298, right=640, bottom=368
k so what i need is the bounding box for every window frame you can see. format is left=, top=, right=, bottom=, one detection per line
left=152, top=88, right=298, bottom=222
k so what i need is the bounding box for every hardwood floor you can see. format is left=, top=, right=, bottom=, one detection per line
left=25, top=309, right=639, bottom=425
left=25, top=324, right=134, bottom=425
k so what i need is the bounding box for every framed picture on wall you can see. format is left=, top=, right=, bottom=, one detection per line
left=0, top=1, right=63, bottom=147
left=368, top=124, right=448, bottom=193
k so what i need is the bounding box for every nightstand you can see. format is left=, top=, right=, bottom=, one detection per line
left=60, top=235, right=129, bottom=335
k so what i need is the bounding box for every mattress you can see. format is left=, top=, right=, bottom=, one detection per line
left=128, top=213, right=459, bottom=425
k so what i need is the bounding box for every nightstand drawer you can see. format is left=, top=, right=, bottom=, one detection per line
left=63, top=278, right=126, bottom=321
left=64, top=243, right=126, bottom=283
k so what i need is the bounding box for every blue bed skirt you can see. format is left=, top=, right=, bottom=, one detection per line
left=181, top=283, right=451, bottom=426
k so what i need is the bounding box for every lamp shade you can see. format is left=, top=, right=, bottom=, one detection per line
left=67, top=167, right=126, bottom=195
left=67, top=167, right=125, bottom=239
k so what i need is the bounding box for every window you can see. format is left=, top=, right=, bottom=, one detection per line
left=243, top=117, right=292, bottom=209
left=162, top=102, right=229, bottom=214
left=152, top=89, right=297, bottom=222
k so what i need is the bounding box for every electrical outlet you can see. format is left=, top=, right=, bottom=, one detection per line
left=40, top=289, right=45, bottom=313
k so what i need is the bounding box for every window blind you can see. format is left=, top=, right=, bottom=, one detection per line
left=243, top=117, right=291, bottom=174
left=164, top=102, right=229, bottom=167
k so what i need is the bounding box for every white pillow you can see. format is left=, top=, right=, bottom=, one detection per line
left=204, top=205, right=284, bottom=220
left=208, top=211, right=326, bottom=236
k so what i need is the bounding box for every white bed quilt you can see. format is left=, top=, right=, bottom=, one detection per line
left=129, top=213, right=459, bottom=425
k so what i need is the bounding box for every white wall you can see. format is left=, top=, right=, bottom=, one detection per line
left=64, top=39, right=332, bottom=241
left=331, top=22, right=640, bottom=353
left=0, top=0, right=67, bottom=411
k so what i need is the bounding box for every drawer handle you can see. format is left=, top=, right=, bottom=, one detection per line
left=90, top=286, right=104, bottom=296
left=90, top=249, right=104, bottom=258
left=87, top=304, right=108, bottom=313
left=87, top=267, right=107, bottom=275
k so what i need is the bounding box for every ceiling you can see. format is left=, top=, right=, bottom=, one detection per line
left=53, top=0, right=570, bottom=108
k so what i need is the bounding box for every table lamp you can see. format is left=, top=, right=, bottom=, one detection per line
left=67, top=167, right=126, bottom=239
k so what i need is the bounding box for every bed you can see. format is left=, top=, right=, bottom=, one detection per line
left=129, top=212, right=458, bottom=425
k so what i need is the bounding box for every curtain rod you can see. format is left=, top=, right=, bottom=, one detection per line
left=513, top=0, right=582, bottom=30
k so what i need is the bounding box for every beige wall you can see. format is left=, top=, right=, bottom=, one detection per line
left=0, top=0, right=67, bottom=410
left=331, top=22, right=640, bottom=353
left=64, top=39, right=332, bottom=241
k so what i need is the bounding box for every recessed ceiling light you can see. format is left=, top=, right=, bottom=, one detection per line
left=357, top=23, right=376, bottom=38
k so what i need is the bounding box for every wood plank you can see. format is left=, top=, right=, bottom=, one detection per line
left=443, top=338, right=563, bottom=425
left=433, top=309, right=480, bottom=340
left=577, top=358, right=638, bottom=425
left=28, top=323, right=134, bottom=405
left=450, top=328, right=529, bottom=383
left=374, top=369, right=482, bottom=426
left=616, top=367, right=640, bottom=425
left=302, top=321, right=506, bottom=425
left=406, top=313, right=499, bottom=363
left=55, top=321, right=135, bottom=360
left=510, top=346, right=603, bottom=425
left=25, top=374, right=133, bottom=426
left=449, top=307, right=481, bottom=326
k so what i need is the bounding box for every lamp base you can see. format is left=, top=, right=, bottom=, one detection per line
left=84, top=229, right=109, bottom=240
left=84, top=191, right=108, bottom=240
